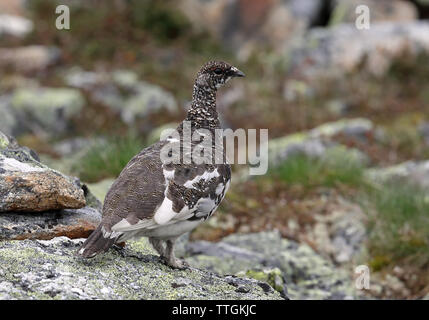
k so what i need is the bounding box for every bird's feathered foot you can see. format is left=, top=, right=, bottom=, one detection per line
left=149, top=237, right=166, bottom=257
left=162, top=239, right=189, bottom=270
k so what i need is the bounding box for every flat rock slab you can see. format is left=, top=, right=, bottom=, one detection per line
left=0, top=237, right=282, bottom=300
left=0, top=207, right=101, bottom=240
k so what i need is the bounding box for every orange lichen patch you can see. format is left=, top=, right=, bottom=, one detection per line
left=12, top=219, right=97, bottom=241
left=1, top=171, right=86, bottom=212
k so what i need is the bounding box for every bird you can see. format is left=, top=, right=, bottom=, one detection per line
left=77, top=61, right=245, bottom=269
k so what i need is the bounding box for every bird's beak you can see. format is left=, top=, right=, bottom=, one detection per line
left=231, top=67, right=245, bottom=77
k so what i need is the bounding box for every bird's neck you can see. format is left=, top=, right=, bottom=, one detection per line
left=185, top=83, right=220, bottom=129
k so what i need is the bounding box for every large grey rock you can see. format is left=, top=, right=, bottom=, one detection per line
left=9, top=86, right=84, bottom=136
left=0, top=132, right=86, bottom=212
left=0, top=237, right=283, bottom=300
left=286, top=21, right=429, bottom=79
left=93, top=70, right=177, bottom=125
left=265, top=118, right=371, bottom=166
left=185, top=231, right=362, bottom=300
left=65, top=68, right=178, bottom=129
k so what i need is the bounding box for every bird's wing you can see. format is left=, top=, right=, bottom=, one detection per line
left=101, top=140, right=231, bottom=235
left=100, top=142, right=167, bottom=231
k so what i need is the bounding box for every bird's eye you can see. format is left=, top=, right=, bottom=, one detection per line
left=214, top=68, right=222, bottom=75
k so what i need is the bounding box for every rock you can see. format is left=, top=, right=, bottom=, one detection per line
left=330, top=0, right=418, bottom=25
left=0, top=46, right=60, bottom=72
left=120, top=82, right=177, bottom=124
left=236, top=268, right=287, bottom=298
left=286, top=21, right=429, bottom=79
left=178, top=0, right=324, bottom=58
left=0, top=131, right=86, bottom=212
left=9, top=86, right=84, bottom=136
left=0, top=207, right=101, bottom=240
left=68, top=69, right=179, bottom=130
left=185, top=231, right=361, bottom=299
left=63, top=67, right=107, bottom=89
left=0, top=14, right=33, bottom=38
left=0, top=237, right=282, bottom=300
left=309, top=199, right=367, bottom=264
left=266, top=119, right=371, bottom=166
left=365, top=160, right=429, bottom=189
left=308, top=118, right=373, bottom=141
left=101, top=71, right=177, bottom=125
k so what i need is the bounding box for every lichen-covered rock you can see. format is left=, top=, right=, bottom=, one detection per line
left=0, top=237, right=282, bottom=300
left=308, top=118, right=373, bottom=141
left=92, top=70, right=178, bottom=125
left=9, top=86, right=84, bottom=136
left=265, top=119, right=370, bottom=166
left=0, top=132, right=85, bottom=212
left=65, top=68, right=178, bottom=132
left=185, top=231, right=362, bottom=300
left=236, top=268, right=287, bottom=298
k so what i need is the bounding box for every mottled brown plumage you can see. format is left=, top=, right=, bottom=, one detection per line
left=77, top=61, right=245, bottom=268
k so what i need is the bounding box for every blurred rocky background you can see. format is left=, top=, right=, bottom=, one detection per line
left=1, top=0, right=429, bottom=299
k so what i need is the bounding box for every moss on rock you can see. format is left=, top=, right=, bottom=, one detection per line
left=0, top=237, right=282, bottom=300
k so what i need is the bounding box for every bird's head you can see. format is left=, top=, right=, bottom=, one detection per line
left=195, top=60, right=245, bottom=90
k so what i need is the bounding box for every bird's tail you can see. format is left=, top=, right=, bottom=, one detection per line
left=76, top=225, right=116, bottom=258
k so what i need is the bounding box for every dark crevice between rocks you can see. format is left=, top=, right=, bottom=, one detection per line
left=310, top=0, right=334, bottom=28
left=409, top=0, right=429, bottom=19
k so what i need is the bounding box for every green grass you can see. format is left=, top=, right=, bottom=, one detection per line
left=270, top=148, right=365, bottom=188
left=364, top=182, right=429, bottom=264
left=72, top=133, right=146, bottom=183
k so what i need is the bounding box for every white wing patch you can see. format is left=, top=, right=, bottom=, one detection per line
left=183, top=169, right=219, bottom=188
left=153, top=197, right=176, bottom=225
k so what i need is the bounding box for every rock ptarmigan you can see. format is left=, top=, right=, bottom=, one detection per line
left=77, top=61, right=245, bottom=268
